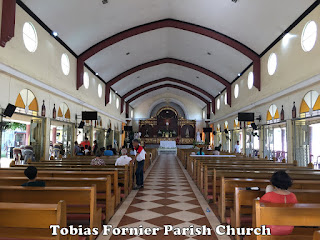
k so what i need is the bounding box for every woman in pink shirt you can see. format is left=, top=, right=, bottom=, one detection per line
left=260, top=171, right=298, bottom=235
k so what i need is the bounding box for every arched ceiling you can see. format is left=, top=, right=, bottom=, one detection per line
left=21, top=0, right=317, bottom=115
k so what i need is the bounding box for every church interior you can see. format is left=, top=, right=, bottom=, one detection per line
left=1, top=0, right=320, bottom=239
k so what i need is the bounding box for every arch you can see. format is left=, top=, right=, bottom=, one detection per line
left=146, top=98, right=190, bottom=119
left=121, top=77, right=215, bottom=114
left=15, top=89, right=38, bottom=113
left=217, top=124, right=221, bottom=132
left=58, top=102, right=70, bottom=120
left=125, top=84, right=211, bottom=119
left=300, top=90, right=320, bottom=115
left=224, top=121, right=229, bottom=130
left=110, top=58, right=229, bottom=108
left=77, top=19, right=261, bottom=91
left=267, top=104, right=280, bottom=123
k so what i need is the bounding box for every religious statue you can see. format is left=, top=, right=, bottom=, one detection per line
left=185, top=128, right=190, bottom=138
left=196, top=131, right=202, bottom=142
left=145, top=129, right=149, bottom=137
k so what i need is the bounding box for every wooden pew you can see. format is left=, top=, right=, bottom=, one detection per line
left=0, top=168, right=122, bottom=205
left=0, top=176, right=114, bottom=222
left=314, top=231, right=320, bottom=240
left=246, top=200, right=320, bottom=240
left=0, top=201, right=68, bottom=240
left=232, top=188, right=320, bottom=240
left=219, top=176, right=320, bottom=223
left=212, top=169, right=320, bottom=205
left=0, top=186, right=101, bottom=240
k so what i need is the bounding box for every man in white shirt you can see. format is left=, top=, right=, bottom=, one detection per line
left=132, top=139, right=146, bottom=190
left=234, top=140, right=241, bottom=153
left=115, top=149, right=133, bottom=166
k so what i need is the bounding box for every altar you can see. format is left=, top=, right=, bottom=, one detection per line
left=160, top=141, right=176, bottom=149
left=139, top=106, right=196, bottom=145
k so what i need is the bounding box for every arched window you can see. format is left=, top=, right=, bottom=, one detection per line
left=224, top=121, right=228, bottom=130
left=15, top=89, right=38, bottom=115
left=300, top=90, right=320, bottom=118
left=234, top=117, right=240, bottom=129
left=267, top=104, right=280, bottom=124
left=58, top=103, right=70, bottom=120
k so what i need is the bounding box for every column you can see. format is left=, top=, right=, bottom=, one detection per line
left=43, top=118, right=51, bottom=161
left=25, top=124, right=30, bottom=145
left=286, top=120, right=294, bottom=164
left=241, top=122, right=246, bottom=155
left=52, top=127, right=57, bottom=144
left=259, top=125, right=264, bottom=159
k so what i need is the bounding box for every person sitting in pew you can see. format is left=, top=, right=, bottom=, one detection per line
left=115, top=149, right=133, bottom=166
left=91, top=150, right=105, bottom=166
left=84, top=145, right=91, bottom=156
left=104, top=146, right=114, bottom=156
left=74, top=141, right=82, bottom=155
left=260, top=170, right=298, bottom=235
left=21, top=166, right=45, bottom=187
left=196, top=148, right=205, bottom=155
left=213, top=147, right=220, bottom=155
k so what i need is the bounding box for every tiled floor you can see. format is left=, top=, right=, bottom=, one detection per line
left=100, top=154, right=228, bottom=240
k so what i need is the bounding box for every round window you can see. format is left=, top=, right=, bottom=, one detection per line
left=248, top=72, right=254, bottom=89
left=83, top=72, right=90, bottom=89
left=268, top=53, right=277, bottom=76
left=217, top=99, right=221, bottom=110
left=116, top=98, right=120, bottom=109
left=224, top=92, right=228, bottom=105
left=301, top=21, right=317, bottom=52
left=23, top=22, right=38, bottom=52
left=234, top=84, right=239, bottom=98
left=61, top=53, right=70, bottom=76
left=98, top=84, right=102, bottom=98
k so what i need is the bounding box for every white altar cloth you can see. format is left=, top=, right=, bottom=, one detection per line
left=160, top=141, right=177, bottom=148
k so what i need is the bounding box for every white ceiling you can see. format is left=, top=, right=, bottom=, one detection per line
left=21, top=0, right=316, bottom=109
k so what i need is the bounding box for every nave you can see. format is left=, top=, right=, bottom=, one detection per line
left=101, top=153, right=226, bottom=240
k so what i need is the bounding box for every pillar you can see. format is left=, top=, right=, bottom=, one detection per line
left=90, top=126, right=94, bottom=147
left=52, top=127, right=57, bottom=144
left=43, top=118, right=51, bottom=161
left=25, top=124, right=30, bottom=145
left=241, top=123, right=246, bottom=155
left=286, top=119, right=294, bottom=164
left=259, top=125, right=264, bottom=159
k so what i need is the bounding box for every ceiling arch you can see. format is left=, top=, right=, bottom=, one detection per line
left=105, top=58, right=231, bottom=106
left=125, top=83, right=211, bottom=119
left=77, top=19, right=261, bottom=92
left=147, top=98, right=189, bottom=120
left=121, top=77, right=215, bottom=114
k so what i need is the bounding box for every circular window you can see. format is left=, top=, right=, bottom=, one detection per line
left=268, top=53, right=277, bottom=76
left=109, top=93, right=112, bottom=104
left=302, top=21, right=317, bottom=52
left=224, top=92, right=228, bottom=105
left=234, top=84, right=239, bottom=98
left=61, top=53, right=70, bottom=75
left=83, top=72, right=89, bottom=89
left=217, top=99, right=221, bottom=110
left=98, top=84, right=102, bottom=98
left=23, top=22, right=38, bottom=52
left=116, top=98, right=120, bottom=109
left=248, top=72, right=254, bottom=89
left=131, top=110, right=134, bottom=118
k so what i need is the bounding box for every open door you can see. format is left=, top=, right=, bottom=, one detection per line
left=294, top=120, right=310, bottom=167
left=62, top=124, right=73, bottom=157
left=30, top=117, right=44, bottom=161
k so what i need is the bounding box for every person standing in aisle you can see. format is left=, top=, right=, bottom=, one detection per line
left=132, top=139, right=146, bottom=190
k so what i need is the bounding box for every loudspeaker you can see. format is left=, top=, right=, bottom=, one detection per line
left=213, top=131, right=216, bottom=135
left=251, top=123, right=258, bottom=130
left=3, top=104, right=16, bottom=117
left=224, top=129, right=228, bottom=134
left=107, top=128, right=111, bottom=133
left=78, top=121, right=85, bottom=129
left=203, top=128, right=212, bottom=133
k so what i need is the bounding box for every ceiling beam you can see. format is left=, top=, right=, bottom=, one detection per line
left=125, top=83, right=211, bottom=119
left=0, top=0, right=16, bottom=47
left=121, top=77, right=215, bottom=114
left=77, top=19, right=261, bottom=91
left=104, top=58, right=231, bottom=108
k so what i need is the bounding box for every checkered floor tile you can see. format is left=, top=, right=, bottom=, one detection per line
left=109, top=154, right=218, bottom=240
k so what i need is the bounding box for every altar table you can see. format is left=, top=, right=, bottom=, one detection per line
left=160, top=141, right=177, bottom=148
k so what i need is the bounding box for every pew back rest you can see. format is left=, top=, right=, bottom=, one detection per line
left=0, top=201, right=66, bottom=240
left=253, top=200, right=320, bottom=227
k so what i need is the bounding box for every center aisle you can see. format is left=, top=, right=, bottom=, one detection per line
left=101, top=154, right=229, bottom=240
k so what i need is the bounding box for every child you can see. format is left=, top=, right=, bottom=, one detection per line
left=21, top=166, right=45, bottom=187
